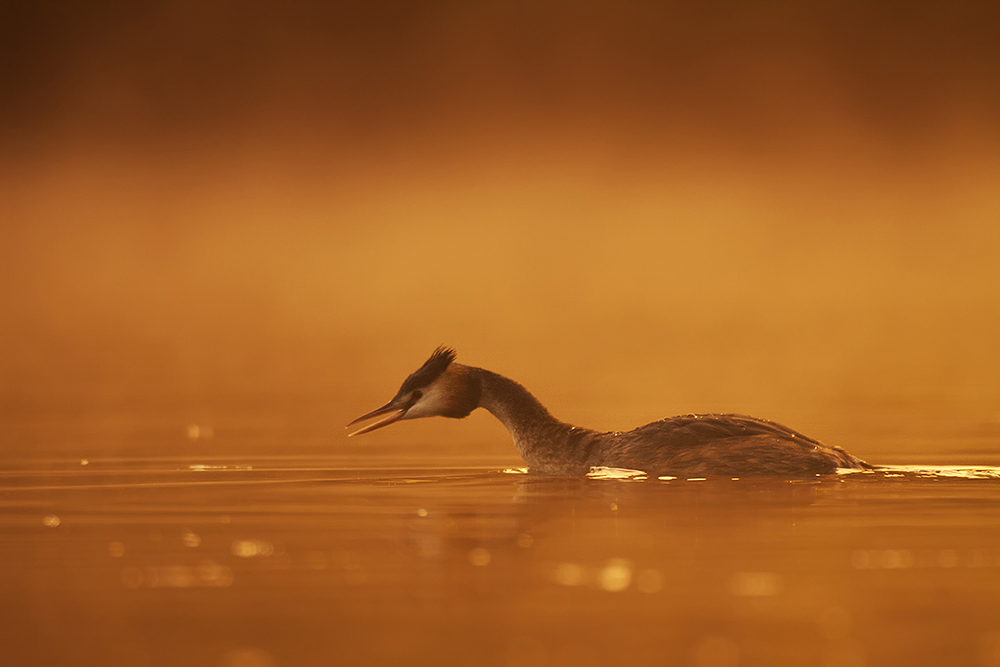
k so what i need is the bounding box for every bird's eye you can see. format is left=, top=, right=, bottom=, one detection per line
left=412, top=391, right=423, bottom=401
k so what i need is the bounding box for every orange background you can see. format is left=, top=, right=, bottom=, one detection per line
left=2, top=1, right=999, bottom=461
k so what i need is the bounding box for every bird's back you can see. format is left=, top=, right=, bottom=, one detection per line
left=590, top=413, right=868, bottom=477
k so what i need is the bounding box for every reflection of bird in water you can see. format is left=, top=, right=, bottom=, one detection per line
left=348, top=347, right=871, bottom=477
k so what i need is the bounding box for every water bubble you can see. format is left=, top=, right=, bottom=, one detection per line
left=879, top=549, right=914, bottom=569
left=108, top=541, right=125, bottom=558
left=42, top=515, right=60, bottom=528
left=468, top=547, right=492, bottom=567
left=187, top=424, right=215, bottom=440
left=597, top=558, right=632, bottom=592
left=516, top=533, right=534, bottom=548
left=182, top=531, right=201, bottom=548
left=232, top=540, right=257, bottom=558
left=232, top=539, right=273, bottom=558
left=198, top=560, right=234, bottom=587
left=413, top=532, right=444, bottom=559
left=416, top=508, right=428, bottom=517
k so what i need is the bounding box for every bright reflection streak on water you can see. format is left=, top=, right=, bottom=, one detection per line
left=2, top=458, right=1000, bottom=665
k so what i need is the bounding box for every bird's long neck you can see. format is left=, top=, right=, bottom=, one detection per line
left=468, top=366, right=597, bottom=475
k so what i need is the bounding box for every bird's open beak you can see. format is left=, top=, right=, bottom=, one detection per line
left=346, top=396, right=413, bottom=436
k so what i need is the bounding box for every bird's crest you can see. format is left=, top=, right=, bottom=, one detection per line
left=399, top=346, right=456, bottom=393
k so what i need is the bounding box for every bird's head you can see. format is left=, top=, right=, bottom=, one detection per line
left=347, top=346, right=481, bottom=436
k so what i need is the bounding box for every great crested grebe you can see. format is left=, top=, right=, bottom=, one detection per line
left=347, top=347, right=871, bottom=477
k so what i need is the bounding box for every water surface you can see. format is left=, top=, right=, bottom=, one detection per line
left=3, top=454, right=1000, bottom=667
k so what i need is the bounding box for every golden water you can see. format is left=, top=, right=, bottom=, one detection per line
left=4, top=445, right=1000, bottom=667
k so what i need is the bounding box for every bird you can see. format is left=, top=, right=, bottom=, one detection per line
left=347, top=347, right=871, bottom=477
